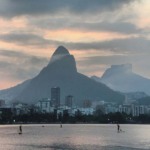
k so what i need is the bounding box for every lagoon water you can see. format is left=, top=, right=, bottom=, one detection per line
left=0, top=124, right=150, bottom=150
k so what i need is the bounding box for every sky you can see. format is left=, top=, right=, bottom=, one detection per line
left=0, top=0, right=150, bottom=90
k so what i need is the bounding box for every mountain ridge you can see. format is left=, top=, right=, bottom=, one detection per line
left=0, top=46, right=124, bottom=105
left=92, top=64, right=150, bottom=95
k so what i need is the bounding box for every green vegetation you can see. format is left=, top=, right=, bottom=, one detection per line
left=1, top=109, right=150, bottom=124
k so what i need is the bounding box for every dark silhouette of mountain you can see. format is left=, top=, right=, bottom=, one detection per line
left=92, top=64, right=150, bottom=95
left=0, top=46, right=124, bottom=105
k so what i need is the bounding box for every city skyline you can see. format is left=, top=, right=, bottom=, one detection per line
left=0, top=0, right=150, bottom=89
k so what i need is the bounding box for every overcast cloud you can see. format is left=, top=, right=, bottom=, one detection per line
left=29, top=18, right=142, bottom=34
left=1, top=0, right=150, bottom=89
left=0, top=0, right=137, bottom=18
left=0, top=49, right=49, bottom=80
left=1, top=33, right=149, bottom=54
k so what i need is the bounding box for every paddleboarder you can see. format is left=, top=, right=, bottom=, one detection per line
left=19, top=125, right=22, bottom=134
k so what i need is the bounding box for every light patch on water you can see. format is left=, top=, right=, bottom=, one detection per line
left=0, top=124, right=150, bottom=150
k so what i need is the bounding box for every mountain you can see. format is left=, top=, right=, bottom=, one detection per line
left=92, top=64, right=150, bottom=95
left=0, top=46, right=124, bottom=105
left=137, top=96, right=150, bottom=105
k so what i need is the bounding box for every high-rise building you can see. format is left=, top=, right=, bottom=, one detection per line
left=65, top=95, right=73, bottom=108
left=51, top=87, right=60, bottom=108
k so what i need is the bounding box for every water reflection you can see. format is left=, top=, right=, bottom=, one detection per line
left=0, top=124, right=150, bottom=150
left=5, top=143, right=143, bottom=150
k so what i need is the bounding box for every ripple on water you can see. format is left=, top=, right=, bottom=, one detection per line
left=0, top=124, right=150, bottom=150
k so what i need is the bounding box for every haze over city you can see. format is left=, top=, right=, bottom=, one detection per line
left=0, top=0, right=150, bottom=89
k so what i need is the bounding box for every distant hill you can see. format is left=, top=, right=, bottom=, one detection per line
left=91, top=64, right=150, bottom=95
left=123, top=92, right=148, bottom=100
left=137, top=96, right=150, bottom=105
left=0, top=46, right=124, bottom=105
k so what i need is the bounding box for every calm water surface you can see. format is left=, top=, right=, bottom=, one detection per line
left=0, top=124, right=150, bottom=150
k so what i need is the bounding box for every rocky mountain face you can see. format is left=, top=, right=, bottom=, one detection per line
left=92, top=64, right=150, bottom=95
left=0, top=46, right=124, bottom=105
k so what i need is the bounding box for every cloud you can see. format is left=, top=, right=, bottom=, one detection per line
left=76, top=55, right=128, bottom=76
left=64, top=37, right=150, bottom=54
left=0, top=0, right=138, bottom=18
left=76, top=50, right=150, bottom=78
left=0, top=49, right=49, bottom=80
left=0, top=33, right=51, bottom=47
left=69, top=22, right=142, bottom=34
left=1, top=32, right=149, bottom=54
left=0, top=49, right=29, bottom=58
left=30, top=17, right=142, bottom=34
left=78, top=55, right=128, bottom=66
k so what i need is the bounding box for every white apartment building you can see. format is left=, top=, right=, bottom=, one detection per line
left=119, top=104, right=131, bottom=115
left=131, top=105, right=145, bottom=116
left=35, top=98, right=54, bottom=113
left=119, top=104, right=146, bottom=116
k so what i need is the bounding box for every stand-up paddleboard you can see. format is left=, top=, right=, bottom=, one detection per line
left=18, top=132, right=22, bottom=134
left=120, top=129, right=125, bottom=133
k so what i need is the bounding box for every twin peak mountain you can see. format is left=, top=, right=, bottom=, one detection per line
left=0, top=46, right=124, bottom=104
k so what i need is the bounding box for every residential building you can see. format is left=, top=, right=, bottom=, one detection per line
left=65, top=95, right=73, bottom=108
left=118, top=104, right=132, bottom=115
left=51, top=87, right=60, bottom=108
left=35, top=98, right=54, bottom=113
